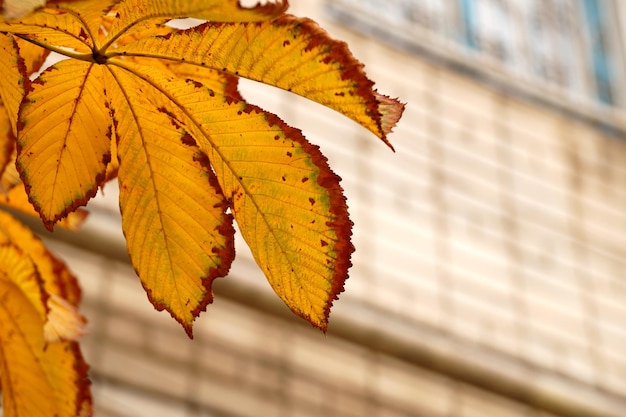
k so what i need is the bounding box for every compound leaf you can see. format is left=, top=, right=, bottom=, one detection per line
left=1, top=0, right=404, bottom=335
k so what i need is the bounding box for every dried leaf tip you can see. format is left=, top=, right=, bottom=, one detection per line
left=375, top=92, right=405, bottom=152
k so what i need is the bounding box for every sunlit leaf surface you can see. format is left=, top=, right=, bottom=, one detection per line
left=0, top=33, right=25, bottom=137
left=116, top=15, right=404, bottom=148
left=17, top=59, right=111, bottom=229
left=0, top=212, right=90, bottom=417
left=0, top=155, right=89, bottom=230
left=0, top=0, right=404, bottom=334
left=106, top=64, right=235, bottom=335
left=117, top=61, right=353, bottom=329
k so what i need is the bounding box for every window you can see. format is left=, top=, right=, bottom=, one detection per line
left=327, top=0, right=621, bottom=107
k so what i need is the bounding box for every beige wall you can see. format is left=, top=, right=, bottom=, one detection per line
left=36, top=1, right=626, bottom=416
left=291, top=0, right=626, bottom=396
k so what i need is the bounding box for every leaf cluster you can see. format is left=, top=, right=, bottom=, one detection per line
left=0, top=1, right=403, bottom=415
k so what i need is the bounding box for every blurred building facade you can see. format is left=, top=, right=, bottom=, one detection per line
left=36, top=0, right=626, bottom=416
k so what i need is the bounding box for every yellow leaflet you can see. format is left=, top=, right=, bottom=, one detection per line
left=0, top=210, right=84, bottom=329
left=17, top=59, right=111, bottom=229
left=0, top=176, right=89, bottom=230
left=116, top=61, right=353, bottom=330
left=115, top=15, right=404, bottom=148
left=15, top=36, right=49, bottom=74
left=0, top=7, right=94, bottom=53
left=0, top=35, right=49, bottom=177
left=0, top=99, right=13, bottom=177
left=46, top=0, right=122, bottom=47
left=1, top=149, right=89, bottom=230
left=0, top=149, right=18, bottom=191
left=105, top=65, right=235, bottom=336
left=0, top=243, right=91, bottom=417
left=164, top=61, right=240, bottom=100
left=107, top=17, right=177, bottom=51
left=0, top=244, right=46, bottom=315
left=130, top=56, right=240, bottom=99
left=0, top=34, right=24, bottom=136
left=106, top=0, right=288, bottom=45
left=106, top=58, right=235, bottom=186
left=103, top=118, right=119, bottom=183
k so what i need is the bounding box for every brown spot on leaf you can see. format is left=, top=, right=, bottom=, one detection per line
left=302, top=177, right=309, bottom=183
left=233, top=102, right=354, bottom=331
left=321, top=240, right=328, bottom=247
left=193, top=152, right=211, bottom=169
left=185, top=78, right=203, bottom=89
left=31, top=77, right=45, bottom=87
left=181, top=133, right=197, bottom=147
left=286, top=151, right=292, bottom=157
left=157, top=106, right=182, bottom=130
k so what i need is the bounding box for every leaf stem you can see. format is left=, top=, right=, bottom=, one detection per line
left=15, top=34, right=96, bottom=63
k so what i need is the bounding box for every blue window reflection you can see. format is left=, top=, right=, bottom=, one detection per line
left=333, top=0, right=616, bottom=106
left=458, top=0, right=614, bottom=105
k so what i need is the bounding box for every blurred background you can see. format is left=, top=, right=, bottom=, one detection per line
left=31, top=0, right=626, bottom=416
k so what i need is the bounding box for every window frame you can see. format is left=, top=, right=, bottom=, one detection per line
left=326, top=0, right=626, bottom=124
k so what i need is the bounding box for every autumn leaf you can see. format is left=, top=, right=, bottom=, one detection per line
left=104, top=63, right=235, bottom=335
left=0, top=211, right=91, bottom=417
left=0, top=32, right=48, bottom=174
left=0, top=150, right=89, bottom=230
left=0, top=0, right=404, bottom=334
left=0, top=33, right=26, bottom=139
left=105, top=0, right=290, bottom=44
left=0, top=100, right=12, bottom=176
left=0, top=210, right=85, bottom=333
left=114, top=15, right=403, bottom=148
left=17, top=59, right=111, bottom=229
left=0, top=33, right=90, bottom=227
